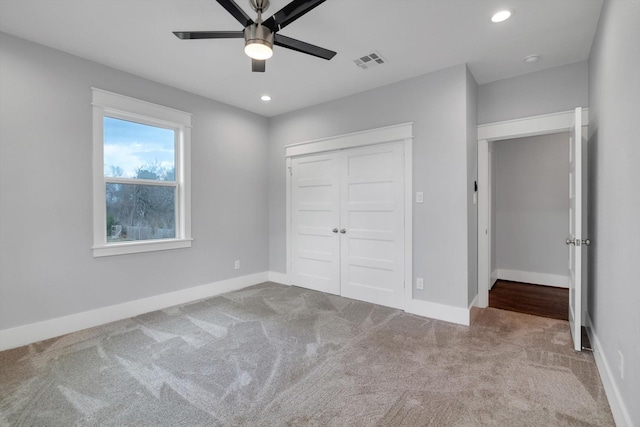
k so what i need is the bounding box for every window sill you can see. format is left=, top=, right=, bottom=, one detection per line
left=93, top=238, right=192, bottom=257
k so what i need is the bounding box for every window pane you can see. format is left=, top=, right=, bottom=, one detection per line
left=106, top=183, right=176, bottom=242
left=104, top=117, right=175, bottom=181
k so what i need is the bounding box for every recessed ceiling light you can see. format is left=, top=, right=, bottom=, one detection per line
left=260, top=95, right=271, bottom=101
left=524, top=54, right=540, bottom=63
left=491, top=10, right=511, bottom=23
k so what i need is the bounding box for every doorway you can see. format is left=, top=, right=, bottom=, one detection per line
left=487, top=132, right=570, bottom=320
left=477, top=109, right=589, bottom=314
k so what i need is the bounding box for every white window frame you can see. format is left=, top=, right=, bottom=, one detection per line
left=91, top=88, right=192, bottom=257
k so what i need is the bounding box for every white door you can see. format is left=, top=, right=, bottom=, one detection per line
left=290, top=142, right=405, bottom=309
left=340, top=143, right=405, bottom=309
left=291, top=153, right=341, bottom=295
left=568, top=107, right=584, bottom=351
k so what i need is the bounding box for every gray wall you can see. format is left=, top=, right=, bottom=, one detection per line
left=0, top=33, right=270, bottom=330
left=478, top=61, right=589, bottom=124
left=493, top=133, right=569, bottom=278
left=466, top=67, right=478, bottom=305
left=588, top=0, right=640, bottom=423
left=269, top=64, right=475, bottom=308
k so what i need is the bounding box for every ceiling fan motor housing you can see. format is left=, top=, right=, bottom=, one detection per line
left=245, top=23, right=274, bottom=52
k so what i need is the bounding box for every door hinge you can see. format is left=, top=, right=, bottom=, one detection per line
left=288, top=166, right=292, bottom=176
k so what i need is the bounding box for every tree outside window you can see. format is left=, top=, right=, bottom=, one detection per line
left=104, top=117, right=177, bottom=243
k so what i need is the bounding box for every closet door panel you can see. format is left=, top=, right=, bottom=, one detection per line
left=340, top=142, right=405, bottom=309
left=291, top=153, right=341, bottom=295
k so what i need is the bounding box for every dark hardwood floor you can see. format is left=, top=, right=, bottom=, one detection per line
left=489, top=280, right=569, bottom=321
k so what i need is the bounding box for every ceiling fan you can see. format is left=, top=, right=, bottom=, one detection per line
left=173, top=0, right=337, bottom=72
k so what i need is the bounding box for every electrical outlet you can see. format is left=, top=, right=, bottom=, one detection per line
left=234, top=260, right=240, bottom=270
left=618, top=350, right=624, bottom=379
left=416, top=277, right=424, bottom=290
left=416, top=192, right=424, bottom=203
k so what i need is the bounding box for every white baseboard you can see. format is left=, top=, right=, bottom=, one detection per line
left=268, top=271, right=289, bottom=285
left=268, top=271, right=470, bottom=326
left=490, top=270, right=498, bottom=289
left=0, top=272, right=269, bottom=352
left=496, top=269, right=568, bottom=288
left=257, top=271, right=473, bottom=327
left=585, top=313, right=633, bottom=427
left=468, top=294, right=481, bottom=324
left=405, top=299, right=470, bottom=326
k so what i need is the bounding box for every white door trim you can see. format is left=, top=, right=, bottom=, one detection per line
left=568, top=107, right=584, bottom=351
left=477, top=110, right=588, bottom=308
left=477, top=109, right=589, bottom=142
left=285, top=123, right=413, bottom=157
left=285, top=123, right=413, bottom=309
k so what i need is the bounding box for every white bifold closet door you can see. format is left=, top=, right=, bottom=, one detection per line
left=290, top=152, right=341, bottom=295
left=291, top=141, right=405, bottom=309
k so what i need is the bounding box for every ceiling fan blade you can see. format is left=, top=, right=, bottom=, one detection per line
left=252, top=59, right=266, bottom=72
left=263, top=0, right=326, bottom=32
left=173, top=31, right=245, bottom=40
left=274, top=34, right=336, bottom=60
left=216, top=0, right=254, bottom=27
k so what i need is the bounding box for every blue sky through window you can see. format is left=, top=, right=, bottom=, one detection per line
left=104, top=116, right=175, bottom=179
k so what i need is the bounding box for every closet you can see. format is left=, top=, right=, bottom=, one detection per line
left=289, top=141, right=406, bottom=309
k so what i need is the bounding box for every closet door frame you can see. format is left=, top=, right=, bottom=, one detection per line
left=285, top=123, right=413, bottom=308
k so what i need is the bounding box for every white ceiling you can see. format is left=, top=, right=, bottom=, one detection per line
left=0, top=0, right=603, bottom=117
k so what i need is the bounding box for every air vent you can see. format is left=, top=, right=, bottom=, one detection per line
left=354, top=51, right=387, bottom=70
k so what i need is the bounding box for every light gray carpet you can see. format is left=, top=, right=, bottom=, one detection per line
left=0, top=282, right=613, bottom=426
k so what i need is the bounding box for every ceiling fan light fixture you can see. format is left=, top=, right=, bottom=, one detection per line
left=244, top=23, right=274, bottom=60
left=245, top=41, right=273, bottom=60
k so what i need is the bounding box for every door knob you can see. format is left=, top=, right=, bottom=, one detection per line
left=340, top=229, right=347, bottom=234
left=332, top=228, right=338, bottom=233
left=567, top=237, right=591, bottom=246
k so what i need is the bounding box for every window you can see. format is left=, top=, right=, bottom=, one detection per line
left=92, top=88, right=192, bottom=257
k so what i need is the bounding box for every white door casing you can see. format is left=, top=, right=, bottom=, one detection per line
left=285, top=123, right=413, bottom=310
left=568, top=107, right=583, bottom=351
left=477, top=109, right=589, bottom=311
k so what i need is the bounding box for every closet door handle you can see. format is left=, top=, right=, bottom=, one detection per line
left=332, top=228, right=339, bottom=233
left=340, top=229, right=347, bottom=234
